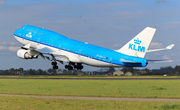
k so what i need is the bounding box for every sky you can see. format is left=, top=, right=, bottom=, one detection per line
left=0, top=0, right=180, bottom=71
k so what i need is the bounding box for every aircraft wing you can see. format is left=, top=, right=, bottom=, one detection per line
left=35, top=47, right=54, bottom=54
left=146, top=44, right=174, bottom=52
left=53, top=54, right=69, bottom=62
left=36, top=47, right=69, bottom=62
left=22, top=44, right=69, bottom=63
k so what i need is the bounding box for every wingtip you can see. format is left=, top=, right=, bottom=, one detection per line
left=166, top=44, right=175, bottom=49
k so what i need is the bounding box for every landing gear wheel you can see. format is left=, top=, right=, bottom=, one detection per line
left=76, top=63, right=83, bottom=70
left=53, top=65, right=58, bottom=69
left=74, top=65, right=77, bottom=69
left=65, top=65, right=68, bottom=69
left=68, top=66, right=73, bottom=70
left=65, top=62, right=83, bottom=70
left=65, top=62, right=74, bottom=70
left=52, top=62, right=58, bottom=69
left=51, top=62, right=57, bottom=66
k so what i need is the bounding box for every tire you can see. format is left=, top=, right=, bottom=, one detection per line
left=51, top=62, right=57, bottom=65
left=65, top=65, right=68, bottom=68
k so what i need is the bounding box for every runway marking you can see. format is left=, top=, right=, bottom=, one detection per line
left=0, top=94, right=180, bottom=102
left=1, top=77, right=180, bottom=80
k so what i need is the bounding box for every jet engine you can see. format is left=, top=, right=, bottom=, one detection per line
left=17, top=49, right=38, bottom=59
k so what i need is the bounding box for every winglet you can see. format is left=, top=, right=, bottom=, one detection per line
left=166, top=44, right=174, bottom=49
left=147, top=60, right=172, bottom=63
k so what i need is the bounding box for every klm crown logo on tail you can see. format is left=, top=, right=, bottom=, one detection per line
left=128, top=38, right=145, bottom=53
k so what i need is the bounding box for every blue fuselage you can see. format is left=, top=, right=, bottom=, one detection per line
left=14, top=25, right=147, bottom=67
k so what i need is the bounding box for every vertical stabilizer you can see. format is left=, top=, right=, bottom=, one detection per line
left=116, top=27, right=156, bottom=58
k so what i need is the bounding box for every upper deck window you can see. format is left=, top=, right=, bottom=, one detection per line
left=26, top=29, right=34, bottom=32
left=37, top=32, right=44, bottom=35
left=26, top=29, right=44, bottom=35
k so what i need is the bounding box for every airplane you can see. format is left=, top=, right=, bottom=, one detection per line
left=14, top=25, right=174, bottom=70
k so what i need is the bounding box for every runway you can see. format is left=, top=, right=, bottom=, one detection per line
left=0, top=94, right=180, bottom=102
left=1, top=77, right=180, bottom=80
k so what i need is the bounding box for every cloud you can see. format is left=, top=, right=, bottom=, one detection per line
left=0, top=46, right=20, bottom=52
left=164, top=21, right=180, bottom=29
left=0, top=42, right=20, bottom=52
left=87, top=1, right=141, bottom=9
left=162, top=55, right=170, bottom=60
left=155, top=0, right=168, bottom=3
left=153, top=52, right=161, bottom=57
left=0, top=46, right=6, bottom=50
left=0, top=0, right=5, bottom=5
left=0, top=42, right=18, bottom=46
left=166, top=21, right=180, bottom=25
left=150, top=42, right=162, bottom=48
left=112, top=44, right=121, bottom=49
left=8, top=46, right=20, bottom=52
left=57, top=20, right=73, bottom=24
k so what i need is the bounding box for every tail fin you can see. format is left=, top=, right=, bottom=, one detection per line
left=116, top=27, right=156, bottom=58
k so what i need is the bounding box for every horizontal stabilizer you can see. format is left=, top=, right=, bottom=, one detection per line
left=147, top=60, right=172, bottom=63
left=147, top=44, right=174, bottom=52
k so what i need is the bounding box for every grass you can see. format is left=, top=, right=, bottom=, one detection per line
left=1, top=96, right=180, bottom=110
left=0, top=79, right=180, bottom=98
left=1, top=78, right=180, bottom=109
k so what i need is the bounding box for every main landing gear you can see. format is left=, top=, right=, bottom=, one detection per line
left=51, top=62, right=83, bottom=70
left=65, top=62, right=83, bottom=70
left=51, top=62, right=58, bottom=69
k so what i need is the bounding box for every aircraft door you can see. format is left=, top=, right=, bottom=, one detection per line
left=37, top=38, right=40, bottom=45
left=33, top=28, right=39, bottom=35
left=59, top=44, right=62, bottom=51
left=109, top=58, right=113, bottom=63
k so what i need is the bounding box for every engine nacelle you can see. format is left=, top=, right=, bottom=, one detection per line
left=17, top=49, right=38, bottom=59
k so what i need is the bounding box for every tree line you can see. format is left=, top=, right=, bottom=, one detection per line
left=0, top=65, right=180, bottom=75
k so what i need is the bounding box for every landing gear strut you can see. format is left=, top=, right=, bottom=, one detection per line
left=51, top=62, right=58, bottom=69
left=65, top=62, right=83, bottom=70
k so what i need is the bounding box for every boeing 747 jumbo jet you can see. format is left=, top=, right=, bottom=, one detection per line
left=14, top=25, right=174, bottom=70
